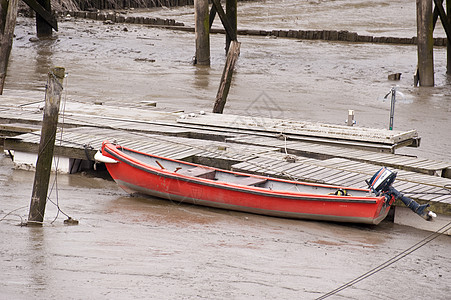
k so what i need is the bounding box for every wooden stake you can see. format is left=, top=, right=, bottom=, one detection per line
left=0, top=0, right=19, bottom=94
left=225, top=0, right=237, bottom=53
left=213, top=40, right=240, bottom=113
left=28, top=67, right=65, bottom=225
left=447, top=0, right=451, bottom=74
left=194, top=0, right=210, bottom=65
left=416, top=0, right=434, bottom=86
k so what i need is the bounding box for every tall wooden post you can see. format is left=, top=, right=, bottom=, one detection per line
left=194, top=0, right=210, bottom=65
left=447, top=0, right=451, bottom=74
left=36, top=0, right=52, bottom=36
left=225, top=0, right=237, bottom=53
left=417, top=0, right=434, bottom=86
left=0, top=0, right=19, bottom=94
left=28, top=67, right=65, bottom=225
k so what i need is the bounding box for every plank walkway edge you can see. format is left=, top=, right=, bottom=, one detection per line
left=4, top=127, right=450, bottom=217
left=1, top=103, right=450, bottom=219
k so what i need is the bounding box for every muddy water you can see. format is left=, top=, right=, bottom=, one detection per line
left=141, top=0, right=447, bottom=37
left=1, top=155, right=450, bottom=299
left=5, top=11, right=451, bottom=160
left=1, top=1, right=451, bottom=298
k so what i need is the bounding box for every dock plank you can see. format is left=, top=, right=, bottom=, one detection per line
left=177, top=112, right=419, bottom=145
left=2, top=104, right=451, bottom=215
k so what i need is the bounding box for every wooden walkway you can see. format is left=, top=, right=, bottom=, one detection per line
left=4, top=126, right=276, bottom=163
left=231, top=157, right=451, bottom=214
left=4, top=127, right=451, bottom=215
left=177, top=113, right=421, bottom=152
left=1, top=101, right=450, bottom=216
left=228, top=135, right=450, bottom=177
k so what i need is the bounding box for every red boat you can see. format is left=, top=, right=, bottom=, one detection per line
left=96, top=141, right=396, bottom=225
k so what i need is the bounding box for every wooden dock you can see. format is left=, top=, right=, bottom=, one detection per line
left=1, top=99, right=451, bottom=220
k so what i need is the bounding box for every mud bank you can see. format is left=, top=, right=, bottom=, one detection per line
left=2, top=1, right=451, bottom=298
left=63, top=9, right=449, bottom=46
left=1, top=154, right=450, bottom=299
left=6, top=16, right=451, bottom=162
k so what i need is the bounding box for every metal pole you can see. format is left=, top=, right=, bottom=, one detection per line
left=346, top=110, right=355, bottom=126
left=389, top=88, right=396, bottom=130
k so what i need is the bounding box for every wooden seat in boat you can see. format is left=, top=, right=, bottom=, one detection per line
left=178, top=167, right=216, bottom=179
left=234, top=177, right=267, bottom=186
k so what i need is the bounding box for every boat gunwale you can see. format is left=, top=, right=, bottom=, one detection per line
left=101, top=141, right=383, bottom=205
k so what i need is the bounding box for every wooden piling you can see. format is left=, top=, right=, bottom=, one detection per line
left=28, top=67, right=65, bottom=225
left=36, top=0, right=52, bottom=36
left=0, top=0, right=19, bottom=94
left=225, top=0, right=237, bottom=53
left=213, top=40, right=240, bottom=113
left=194, top=0, right=210, bottom=65
left=416, top=0, right=434, bottom=86
left=448, top=0, right=451, bottom=74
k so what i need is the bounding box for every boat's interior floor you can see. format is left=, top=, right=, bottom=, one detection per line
left=123, top=148, right=371, bottom=197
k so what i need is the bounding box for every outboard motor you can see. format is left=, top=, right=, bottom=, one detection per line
left=366, top=167, right=436, bottom=221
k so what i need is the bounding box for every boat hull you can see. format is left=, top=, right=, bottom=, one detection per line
left=100, top=142, right=393, bottom=225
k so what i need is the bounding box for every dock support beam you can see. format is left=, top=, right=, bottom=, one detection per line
left=28, top=67, right=65, bottom=225
left=35, top=0, right=52, bottom=36
left=194, top=0, right=210, bottom=65
left=417, top=0, right=435, bottom=86
left=0, top=0, right=19, bottom=94
left=225, top=0, right=237, bottom=53
left=447, top=0, right=451, bottom=74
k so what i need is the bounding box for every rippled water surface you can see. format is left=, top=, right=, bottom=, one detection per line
left=1, top=1, right=451, bottom=298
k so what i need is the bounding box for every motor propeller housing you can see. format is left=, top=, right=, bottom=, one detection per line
left=366, top=167, right=397, bottom=195
left=366, top=167, right=436, bottom=221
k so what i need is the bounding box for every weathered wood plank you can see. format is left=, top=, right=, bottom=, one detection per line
left=178, top=112, right=420, bottom=145
left=0, top=0, right=19, bottom=94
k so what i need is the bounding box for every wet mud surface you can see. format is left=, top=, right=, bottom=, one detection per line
left=4, top=2, right=451, bottom=161
left=1, top=1, right=451, bottom=298
left=1, top=155, right=450, bottom=299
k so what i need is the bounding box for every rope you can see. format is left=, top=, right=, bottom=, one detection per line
left=20, top=72, right=75, bottom=224
left=48, top=72, right=73, bottom=224
left=49, top=69, right=65, bottom=91
left=0, top=206, right=28, bottom=223
left=316, top=220, right=451, bottom=299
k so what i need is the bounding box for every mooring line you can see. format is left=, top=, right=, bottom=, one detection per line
left=49, top=73, right=71, bottom=224
left=316, top=220, right=451, bottom=299
left=0, top=206, right=28, bottom=223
